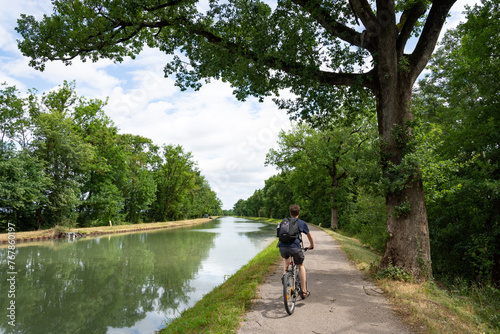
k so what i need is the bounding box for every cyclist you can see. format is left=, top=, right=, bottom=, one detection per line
left=279, top=204, right=314, bottom=298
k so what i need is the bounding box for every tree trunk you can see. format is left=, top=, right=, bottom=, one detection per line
left=330, top=205, right=338, bottom=230
left=382, top=170, right=432, bottom=279
left=376, top=74, right=432, bottom=280
left=374, top=14, right=432, bottom=279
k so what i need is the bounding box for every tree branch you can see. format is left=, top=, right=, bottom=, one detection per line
left=32, top=5, right=376, bottom=89
left=291, top=0, right=377, bottom=53
left=185, top=21, right=375, bottom=88
left=142, top=0, right=186, bottom=11
left=396, top=2, right=427, bottom=58
left=409, top=0, right=457, bottom=82
left=349, top=0, right=377, bottom=30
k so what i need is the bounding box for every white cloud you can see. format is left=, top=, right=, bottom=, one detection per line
left=446, top=0, right=479, bottom=28
left=105, top=73, right=291, bottom=208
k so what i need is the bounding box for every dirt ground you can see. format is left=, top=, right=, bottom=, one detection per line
left=238, top=225, right=415, bottom=334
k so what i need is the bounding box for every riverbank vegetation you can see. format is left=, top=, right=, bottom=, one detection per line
left=233, top=1, right=499, bottom=289
left=0, top=82, right=222, bottom=232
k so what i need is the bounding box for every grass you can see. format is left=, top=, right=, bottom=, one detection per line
left=159, top=239, right=281, bottom=334
left=322, top=227, right=500, bottom=334
left=323, top=229, right=381, bottom=273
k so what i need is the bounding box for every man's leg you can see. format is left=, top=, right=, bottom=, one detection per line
left=298, top=263, right=307, bottom=292
left=283, top=257, right=290, bottom=275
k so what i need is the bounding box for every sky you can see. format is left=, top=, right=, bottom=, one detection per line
left=0, top=0, right=477, bottom=210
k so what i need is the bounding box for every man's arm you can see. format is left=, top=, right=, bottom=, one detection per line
left=306, top=233, right=314, bottom=250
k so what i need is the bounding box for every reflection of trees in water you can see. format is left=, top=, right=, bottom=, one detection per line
left=0, top=228, right=216, bottom=334
left=236, top=223, right=276, bottom=247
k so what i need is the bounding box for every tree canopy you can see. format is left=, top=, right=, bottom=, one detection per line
left=16, top=0, right=454, bottom=115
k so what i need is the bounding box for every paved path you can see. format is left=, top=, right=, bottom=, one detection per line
left=238, top=225, right=414, bottom=334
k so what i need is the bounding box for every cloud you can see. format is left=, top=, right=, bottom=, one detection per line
left=446, top=0, right=479, bottom=28
left=105, top=66, right=291, bottom=208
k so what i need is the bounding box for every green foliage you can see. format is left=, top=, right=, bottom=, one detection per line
left=187, top=173, right=223, bottom=218
left=162, top=239, right=280, bottom=334
left=447, top=279, right=500, bottom=331
left=13, top=0, right=462, bottom=281
left=393, top=201, right=412, bottom=219
left=373, top=260, right=414, bottom=282
left=262, top=173, right=294, bottom=219
left=234, top=115, right=383, bottom=244
left=0, top=84, right=29, bottom=147
left=0, top=143, right=50, bottom=230
left=340, top=189, right=387, bottom=253
left=414, top=0, right=500, bottom=286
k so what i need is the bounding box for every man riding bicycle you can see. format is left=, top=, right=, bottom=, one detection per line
left=278, top=204, right=314, bottom=299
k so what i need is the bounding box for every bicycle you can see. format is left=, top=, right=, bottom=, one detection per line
left=282, top=247, right=309, bottom=315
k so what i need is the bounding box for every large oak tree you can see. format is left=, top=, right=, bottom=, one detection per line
left=16, top=0, right=458, bottom=278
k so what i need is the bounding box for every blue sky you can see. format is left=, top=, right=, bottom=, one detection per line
left=0, top=0, right=475, bottom=210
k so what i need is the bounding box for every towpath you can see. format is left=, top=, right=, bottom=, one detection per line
left=238, top=225, right=415, bottom=334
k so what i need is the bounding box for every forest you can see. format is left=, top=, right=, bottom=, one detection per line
left=233, top=1, right=499, bottom=287
left=0, top=82, right=223, bottom=231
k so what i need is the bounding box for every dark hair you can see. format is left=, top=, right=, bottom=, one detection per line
left=290, top=204, right=300, bottom=217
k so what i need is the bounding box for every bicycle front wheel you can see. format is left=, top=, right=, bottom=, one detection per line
left=283, top=271, right=296, bottom=315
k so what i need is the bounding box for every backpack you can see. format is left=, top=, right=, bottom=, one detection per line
left=277, top=217, right=300, bottom=243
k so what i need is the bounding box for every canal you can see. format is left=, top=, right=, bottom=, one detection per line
left=0, top=217, right=276, bottom=333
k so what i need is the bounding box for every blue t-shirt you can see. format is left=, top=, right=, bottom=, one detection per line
left=278, top=218, right=309, bottom=248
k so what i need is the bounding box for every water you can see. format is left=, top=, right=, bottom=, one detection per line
left=0, top=217, right=276, bottom=333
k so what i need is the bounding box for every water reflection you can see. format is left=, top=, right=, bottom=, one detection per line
left=0, top=217, right=275, bottom=333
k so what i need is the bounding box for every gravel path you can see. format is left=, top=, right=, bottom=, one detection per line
left=238, top=225, right=415, bottom=334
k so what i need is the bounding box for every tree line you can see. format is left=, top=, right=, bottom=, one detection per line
left=0, top=82, right=222, bottom=231
left=233, top=2, right=499, bottom=287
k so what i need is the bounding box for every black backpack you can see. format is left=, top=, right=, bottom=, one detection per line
left=277, top=217, right=300, bottom=243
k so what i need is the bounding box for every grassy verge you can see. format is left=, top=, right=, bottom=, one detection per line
left=322, top=227, right=500, bottom=334
left=159, top=239, right=280, bottom=334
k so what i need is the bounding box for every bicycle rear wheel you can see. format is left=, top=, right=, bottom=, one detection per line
left=283, top=271, right=296, bottom=315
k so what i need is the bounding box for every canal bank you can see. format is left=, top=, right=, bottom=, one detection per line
left=0, top=217, right=217, bottom=245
